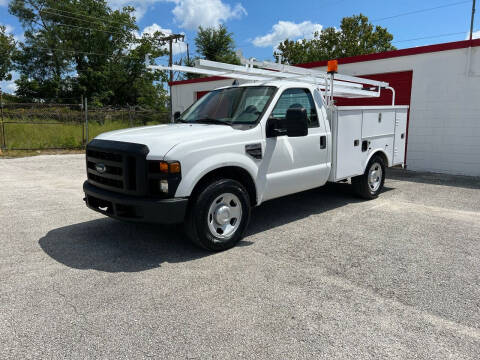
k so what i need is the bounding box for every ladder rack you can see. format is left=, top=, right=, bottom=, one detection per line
left=148, top=58, right=396, bottom=105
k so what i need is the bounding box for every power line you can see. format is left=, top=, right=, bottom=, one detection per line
left=53, top=22, right=128, bottom=37
left=39, top=9, right=131, bottom=30
left=235, top=2, right=473, bottom=51
left=33, top=19, right=180, bottom=49
left=41, top=7, right=133, bottom=27
left=23, top=46, right=172, bottom=74
left=372, top=1, right=471, bottom=22
left=22, top=39, right=178, bottom=63
left=393, top=31, right=466, bottom=43
left=25, top=45, right=128, bottom=58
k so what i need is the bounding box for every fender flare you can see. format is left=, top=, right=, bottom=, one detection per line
left=364, top=149, right=391, bottom=172
left=175, top=152, right=260, bottom=198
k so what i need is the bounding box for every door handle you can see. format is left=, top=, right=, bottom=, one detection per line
left=320, top=135, right=326, bottom=149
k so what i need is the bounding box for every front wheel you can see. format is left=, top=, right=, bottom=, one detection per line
left=352, top=155, right=386, bottom=199
left=185, top=179, right=251, bottom=251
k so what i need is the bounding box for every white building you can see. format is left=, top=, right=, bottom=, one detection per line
left=170, top=39, right=480, bottom=176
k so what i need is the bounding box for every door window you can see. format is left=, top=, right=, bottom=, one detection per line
left=271, top=88, right=319, bottom=128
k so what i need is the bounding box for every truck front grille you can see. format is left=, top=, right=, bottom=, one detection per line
left=86, top=140, right=149, bottom=195
left=87, top=149, right=122, bottom=163
left=88, top=172, right=123, bottom=189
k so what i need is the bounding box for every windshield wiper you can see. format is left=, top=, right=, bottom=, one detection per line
left=195, top=118, right=231, bottom=126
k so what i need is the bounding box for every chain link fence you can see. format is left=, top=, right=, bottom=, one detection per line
left=0, top=102, right=170, bottom=151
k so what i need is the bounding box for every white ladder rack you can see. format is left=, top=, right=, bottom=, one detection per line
left=148, top=58, right=396, bottom=105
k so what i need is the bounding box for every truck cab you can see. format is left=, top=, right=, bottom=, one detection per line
left=84, top=78, right=407, bottom=251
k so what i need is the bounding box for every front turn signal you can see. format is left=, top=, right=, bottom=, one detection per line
left=159, top=162, right=169, bottom=173
left=169, top=162, right=181, bottom=174
left=150, top=160, right=181, bottom=174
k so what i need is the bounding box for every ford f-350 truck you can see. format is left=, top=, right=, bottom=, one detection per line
left=83, top=60, right=408, bottom=251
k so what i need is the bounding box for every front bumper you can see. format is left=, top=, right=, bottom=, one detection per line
left=83, top=181, right=188, bottom=224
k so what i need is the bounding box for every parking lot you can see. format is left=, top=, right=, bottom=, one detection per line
left=1, top=154, right=480, bottom=359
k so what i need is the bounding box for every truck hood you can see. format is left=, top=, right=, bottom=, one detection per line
left=95, top=123, right=238, bottom=158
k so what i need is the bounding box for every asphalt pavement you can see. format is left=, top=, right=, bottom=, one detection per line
left=1, top=154, right=480, bottom=359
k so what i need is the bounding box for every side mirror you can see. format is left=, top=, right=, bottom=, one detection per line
left=266, top=117, right=286, bottom=137
left=174, top=111, right=181, bottom=121
left=285, top=108, right=308, bottom=137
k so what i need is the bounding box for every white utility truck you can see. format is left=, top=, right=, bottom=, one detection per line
left=83, top=59, right=408, bottom=251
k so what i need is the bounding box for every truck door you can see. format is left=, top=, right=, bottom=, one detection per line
left=262, top=88, right=330, bottom=201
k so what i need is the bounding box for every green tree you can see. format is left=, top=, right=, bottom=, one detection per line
left=0, top=25, right=16, bottom=83
left=178, top=56, right=202, bottom=80
left=9, top=0, right=168, bottom=107
left=195, top=25, right=240, bottom=65
left=276, top=14, right=396, bottom=64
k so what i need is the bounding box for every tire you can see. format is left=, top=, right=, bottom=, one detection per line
left=185, top=179, right=251, bottom=251
left=352, top=155, right=386, bottom=199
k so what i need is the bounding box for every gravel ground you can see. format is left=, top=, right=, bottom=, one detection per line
left=1, top=154, right=480, bottom=359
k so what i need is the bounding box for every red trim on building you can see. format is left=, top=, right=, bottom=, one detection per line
left=299, top=39, right=480, bottom=69
left=169, top=39, right=480, bottom=86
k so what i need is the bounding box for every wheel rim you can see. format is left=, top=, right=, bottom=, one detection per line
left=207, top=193, right=243, bottom=240
left=368, top=162, right=383, bottom=192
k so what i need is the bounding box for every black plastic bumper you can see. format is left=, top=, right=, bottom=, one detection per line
left=83, top=181, right=188, bottom=224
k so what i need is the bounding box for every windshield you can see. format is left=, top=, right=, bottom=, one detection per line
left=179, top=86, right=276, bottom=125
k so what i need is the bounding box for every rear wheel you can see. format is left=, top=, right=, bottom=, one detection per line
left=185, top=179, right=251, bottom=251
left=352, top=155, right=386, bottom=199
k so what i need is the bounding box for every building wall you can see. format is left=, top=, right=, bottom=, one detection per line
left=171, top=78, right=248, bottom=113
left=171, top=44, right=480, bottom=176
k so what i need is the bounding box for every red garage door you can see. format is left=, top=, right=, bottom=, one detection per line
left=196, top=90, right=210, bottom=100
left=335, top=70, right=413, bottom=106
left=335, top=70, right=413, bottom=164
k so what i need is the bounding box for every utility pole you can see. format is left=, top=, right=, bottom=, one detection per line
left=186, top=43, right=190, bottom=63
left=162, top=34, right=185, bottom=122
left=470, top=0, right=476, bottom=41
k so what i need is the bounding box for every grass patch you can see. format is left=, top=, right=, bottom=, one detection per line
left=1, top=119, right=165, bottom=150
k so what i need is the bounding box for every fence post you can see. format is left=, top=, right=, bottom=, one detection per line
left=0, top=90, right=5, bottom=151
left=128, top=106, right=133, bottom=127
left=81, top=96, right=85, bottom=146
left=84, top=97, right=89, bottom=144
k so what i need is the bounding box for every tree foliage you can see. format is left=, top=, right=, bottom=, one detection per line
left=276, top=14, right=396, bottom=64
left=195, top=25, right=240, bottom=65
left=9, top=0, right=168, bottom=108
left=177, top=56, right=201, bottom=80
left=0, top=25, right=16, bottom=82
left=178, top=25, right=240, bottom=80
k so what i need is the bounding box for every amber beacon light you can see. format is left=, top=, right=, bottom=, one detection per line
left=327, top=60, right=338, bottom=74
